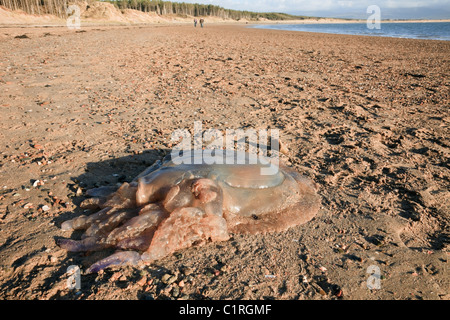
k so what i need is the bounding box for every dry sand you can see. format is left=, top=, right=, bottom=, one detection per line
left=0, top=23, right=449, bottom=300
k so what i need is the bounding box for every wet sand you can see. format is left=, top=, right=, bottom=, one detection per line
left=0, top=24, right=449, bottom=300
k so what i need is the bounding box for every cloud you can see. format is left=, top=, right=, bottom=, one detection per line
left=180, top=0, right=449, bottom=12
left=179, top=0, right=450, bottom=18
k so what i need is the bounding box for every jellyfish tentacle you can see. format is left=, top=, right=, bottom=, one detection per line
left=86, top=251, right=142, bottom=273
left=60, top=207, right=113, bottom=232
left=56, top=236, right=111, bottom=252
left=83, top=208, right=137, bottom=238
left=105, top=209, right=167, bottom=245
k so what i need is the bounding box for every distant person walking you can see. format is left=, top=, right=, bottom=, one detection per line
left=194, top=19, right=197, bottom=27
left=200, top=18, right=204, bottom=28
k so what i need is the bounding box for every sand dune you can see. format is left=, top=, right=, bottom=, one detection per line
left=0, top=3, right=243, bottom=26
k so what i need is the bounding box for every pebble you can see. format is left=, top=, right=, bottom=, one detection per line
left=334, top=288, right=344, bottom=298
left=110, top=272, right=123, bottom=282
left=137, top=276, right=147, bottom=287
left=23, top=203, right=33, bottom=209
left=312, top=283, right=327, bottom=296
left=161, top=274, right=171, bottom=283
left=161, top=273, right=177, bottom=285
left=172, top=286, right=180, bottom=298
left=319, top=266, right=327, bottom=272
left=180, top=266, right=193, bottom=276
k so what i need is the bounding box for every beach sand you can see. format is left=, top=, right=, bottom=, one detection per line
left=0, top=24, right=448, bottom=300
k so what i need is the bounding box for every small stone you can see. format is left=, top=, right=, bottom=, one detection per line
left=42, top=205, right=50, bottom=212
left=172, top=286, right=180, bottom=298
left=334, top=289, right=343, bottom=298
left=317, top=287, right=326, bottom=296
left=174, top=252, right=183, bottom=259
left=110, top=272, right=122, bottom=282
left=168, top=275, right=177, bottom=285
left=162, top=273, right=177, bottom=285
left=23, top=203, right=33, bottom=209
left=161, top=274, right=171, bottom=283
left=137, top=276, right=147, bottom=286
left=119, top=274, right=127, bottom=281
left=180, top=266, right=193, bottom=276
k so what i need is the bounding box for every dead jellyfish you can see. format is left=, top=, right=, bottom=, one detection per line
left=57, top=150, right=320, bottom=272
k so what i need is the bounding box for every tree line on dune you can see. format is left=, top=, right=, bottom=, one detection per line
left=0, top=0, right=68, bottom=17
left=105, top=0, right=310, bottom=21
left=0, top=0, right=313, bottom=21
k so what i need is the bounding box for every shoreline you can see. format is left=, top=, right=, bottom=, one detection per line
left=247, top=18, right=450, bottom=25
left=247, top=20, right=450, bottom=42
left=3, top=20, right=448, bottom=43
left=2, top=18, right=450, bottom=28
left=1, top=18, right=449, bottom=31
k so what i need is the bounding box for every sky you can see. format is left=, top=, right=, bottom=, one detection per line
left=179, top=0, right=450, bottom=19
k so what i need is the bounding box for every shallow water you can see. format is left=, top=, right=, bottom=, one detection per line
left=250, top=22, right=450, bottom=41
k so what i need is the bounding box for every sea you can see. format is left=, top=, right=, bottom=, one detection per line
left=250, top=22, right=450, bottom=41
